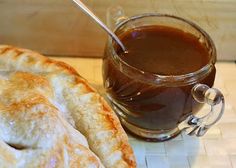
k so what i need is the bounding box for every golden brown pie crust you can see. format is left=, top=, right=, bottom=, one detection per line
left=0, top=45, right=136, bottom=168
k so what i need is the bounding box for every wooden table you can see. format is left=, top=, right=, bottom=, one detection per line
left=1, top=0, right=236, bottom=60
left=52, top=57, right=236, bottom=168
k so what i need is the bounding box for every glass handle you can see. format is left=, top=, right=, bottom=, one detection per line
left=106, top=6, right=127, bottom=29
left=179, top=84, right=225, bottom=137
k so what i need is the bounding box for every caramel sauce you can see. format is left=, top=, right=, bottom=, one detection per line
left=103, top=26, right=215, bottom=130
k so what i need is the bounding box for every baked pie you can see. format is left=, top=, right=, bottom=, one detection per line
left=0, top=45, right=136, bottom=168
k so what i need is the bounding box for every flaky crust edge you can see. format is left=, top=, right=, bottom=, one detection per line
left=0, top=45, right=136, bottom=168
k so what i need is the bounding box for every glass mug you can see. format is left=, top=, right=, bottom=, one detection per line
left=102, top=7, right=225, bottom=141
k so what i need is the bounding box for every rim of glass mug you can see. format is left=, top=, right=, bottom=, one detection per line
left=107, top=13, right=217, bottom=86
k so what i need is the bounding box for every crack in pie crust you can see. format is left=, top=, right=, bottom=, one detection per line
left=0, top=45, right=136, bottom=168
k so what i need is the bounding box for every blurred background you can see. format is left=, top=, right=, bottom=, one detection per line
left=0, top=0, right=235, bottom=60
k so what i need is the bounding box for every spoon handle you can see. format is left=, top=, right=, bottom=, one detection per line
left=72, top=0, right=127, bottom=52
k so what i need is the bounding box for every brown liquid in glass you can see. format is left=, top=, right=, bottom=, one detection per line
left=103, top=25, right=215, bottom=130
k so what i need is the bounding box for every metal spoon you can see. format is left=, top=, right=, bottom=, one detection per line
left=72, top=0, right=127, bottom=52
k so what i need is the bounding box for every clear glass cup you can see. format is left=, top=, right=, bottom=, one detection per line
left=102, top=7, right=225, bottom=141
